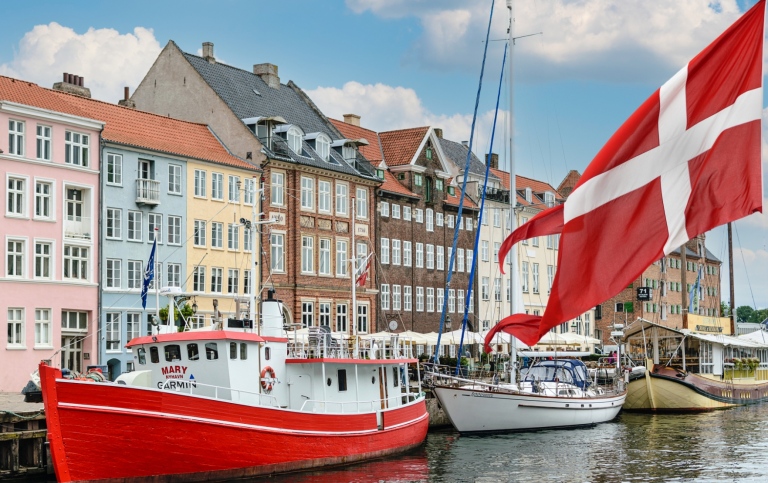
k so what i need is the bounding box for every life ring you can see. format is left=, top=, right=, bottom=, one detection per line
left=261, top=366, right=276, bottom=392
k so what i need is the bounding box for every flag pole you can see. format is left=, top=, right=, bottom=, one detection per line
left=155, top=228, right=161, bottom=327
left=352, top=197, right=357, bottom=337
left=507, top=0, right=518, bottom=384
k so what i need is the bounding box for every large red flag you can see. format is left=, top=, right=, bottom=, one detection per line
left=499, top=1, right=764, bottom=347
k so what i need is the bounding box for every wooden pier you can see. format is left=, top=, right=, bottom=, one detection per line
left=0, top=393, right=49, bottom=480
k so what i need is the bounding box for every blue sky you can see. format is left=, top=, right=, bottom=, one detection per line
left=0, top=0, right=765, bottom=310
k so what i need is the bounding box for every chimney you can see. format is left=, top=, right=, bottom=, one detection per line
left=52, top=72, right=92, bottom=98
left=487, top=153, right=499, bottom=169
left=343, top=113, right=361, bottom=127
left=118, top=86, right=136, bottom=109
left=434, top=128, right=443, bottom=139
left=253, top=63, right=280, bottom=89
left=202, top=42, right=215, bottom=63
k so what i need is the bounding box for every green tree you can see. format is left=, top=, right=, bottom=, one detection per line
left=159, top=303, right=194, bottom=329
left=747, top=308, right=768, bottom=324
left=737, top=305, right=754, bottom=323
left=720, top=301, right=730, bottom=318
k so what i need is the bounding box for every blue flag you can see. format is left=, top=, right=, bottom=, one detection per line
left=688, top=265, right=703, bottom=314
left=141, top=239, right=156, bottom=309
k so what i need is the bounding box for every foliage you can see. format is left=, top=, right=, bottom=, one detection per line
left=159, top=303, right=194, bottom=327
left=737, top=306, right=768, bottom=324
left=720, top=301, right=730, bottom=318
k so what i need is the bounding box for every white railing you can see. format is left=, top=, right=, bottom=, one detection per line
left=286, top=336, right=415, bottom=360
left=160, top=379, right=278, bottom=407
left=64, top=216, right=92, bottom=240
left=136, top=179, right=160, bottom=204
left=298, top=390, right=423, bottom=414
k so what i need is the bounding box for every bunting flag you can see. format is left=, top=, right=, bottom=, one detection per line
left=496, top=1, right=764, bottom=347
left=141, top=238, right=157, bottom=309
left=355, top=253, right=373, bottom=287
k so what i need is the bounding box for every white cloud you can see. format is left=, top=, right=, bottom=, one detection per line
left=347, top=0, right=746, bottom=83
left=0, top=22, right=161, bottom=102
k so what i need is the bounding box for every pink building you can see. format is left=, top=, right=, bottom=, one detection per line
left=1, top=96, right=103, bottom=391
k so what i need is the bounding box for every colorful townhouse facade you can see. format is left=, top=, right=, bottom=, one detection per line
left=132, top=41, right=381, bottom=334
left=0, top=77, right=103, bottom=391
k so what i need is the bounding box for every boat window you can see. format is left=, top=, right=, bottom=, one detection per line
left=240, top=343, right=247, bottom=360
left=230, top=342, right=237, bottom=360
left=187, top=343, right=199, bottom=361
left=165, top=344, right=182, bottom=362
left=206, top=342, right=219, bottom=360
left=137, top=347, right=146, bottom=365
left=392, top=367, right=399, bottom=387
left=150, top=346, right=159, bottom=364
left=265, top=347, right=271, bottom=360
left=338, top=369, right=347, bottom=391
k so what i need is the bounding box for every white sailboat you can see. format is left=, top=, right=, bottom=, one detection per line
left=429, top=0, right=627, bottom=433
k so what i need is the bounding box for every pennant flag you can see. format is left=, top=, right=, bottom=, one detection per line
left=355, top=253, right=373, bottom=287
left=688, top=265, right=704, bottom=314
left=141, top=238, right=157, bottom=309
left=497, top=2, right=764, bottom=347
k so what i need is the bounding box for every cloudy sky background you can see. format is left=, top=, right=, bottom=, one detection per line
left=0, top=0, right=765, bottom=310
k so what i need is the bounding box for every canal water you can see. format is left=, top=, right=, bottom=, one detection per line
left=247, top=403, right=768, bottom=483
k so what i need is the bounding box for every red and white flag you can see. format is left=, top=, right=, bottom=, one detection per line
left=355, top=253, right=373, bottom=287
left=493, top=1, right=764, bottom=348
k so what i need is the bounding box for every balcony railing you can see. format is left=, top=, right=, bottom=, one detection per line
left=136, top=179, right=160, bottom=205
left=64, top=216, right=92, bottom=240
left=484, top=187, right=510, bottom=203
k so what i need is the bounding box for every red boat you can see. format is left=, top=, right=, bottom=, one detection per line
left=40, top=292, right=428, bottom=482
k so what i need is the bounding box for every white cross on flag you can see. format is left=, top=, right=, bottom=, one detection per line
left=494, top=0, right=764, bottom=347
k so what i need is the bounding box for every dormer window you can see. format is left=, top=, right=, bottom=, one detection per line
left=544, top=191, right=555, bottom=207
left=314, top=134, right=331, bottom=161
left=426, top=145, right=433, bottom=160
left=525, top=187, right=532, bottom=203
left=448, top=186, right=455, bottom=196
left=342, top=145, right=356, bottom=161
left=287, top=127, right=303, bottom=155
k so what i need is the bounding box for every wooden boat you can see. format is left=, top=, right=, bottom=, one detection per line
left=39, top=291, right=428, bottom=482
left=623, top=318, right=768, bottom=411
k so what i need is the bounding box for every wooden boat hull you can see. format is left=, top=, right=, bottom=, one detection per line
left=40, top=364, right=429, bottom=483
left=624, top=364, right=768, bottom=412
left=432, top=385, right=626, bottom=433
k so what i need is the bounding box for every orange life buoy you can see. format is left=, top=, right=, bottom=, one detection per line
left=261, top=366, right=276, bottom=392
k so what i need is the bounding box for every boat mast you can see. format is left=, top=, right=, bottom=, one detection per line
left=507, top=0, right=517, bottom=383
left=728, top=222, right=735, bottom=334
left=249, top=176, right=258, bottom=335
left=352, top=197, right=357, bottom=337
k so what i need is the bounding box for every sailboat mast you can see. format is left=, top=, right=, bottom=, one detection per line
left=507, top=0, right=517, bottom=382
left=728, top=222, right=735, bottom=334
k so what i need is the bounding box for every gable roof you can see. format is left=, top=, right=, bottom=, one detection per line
left=379, top=127, right=429, bottom=167
left=444, top=178, right=478, bottom=210
left=439, top=138, right=499, bottom=181
left=329, top=118, right=383, bottom=163
left=0, top=75, right=254, bottom=170
left=380, top=170, right=419, bottom=199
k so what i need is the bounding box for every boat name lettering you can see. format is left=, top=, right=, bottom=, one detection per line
left=157, top=380, right=197, bottom=390
left=695, top=325, right=723, bottom=333
left=471, top=392, right=494, bottom=398
left=161, top=365, right=188, bottom=376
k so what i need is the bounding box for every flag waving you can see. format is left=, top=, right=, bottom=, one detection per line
left=141, top=238, right=157, bottom=309
left=689, top=265, right=704, bottom=314
left=355, top=253, right=373, bottom=287
left=497, top=1, right=764, bottom=347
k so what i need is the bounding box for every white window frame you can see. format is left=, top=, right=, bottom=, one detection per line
left=211, top=222, right=223, bottom=249
left=127, top=211, right=142, bottom=242
left=426, top=244, right=434, bottom=270
left=106, top=312, right=121, bottom=351
left=380, top=201, right=389, bottom=217
left=301, top=176, right=315, bottom=210
left=106, top=258, right=121, bottom=289
left=228, top=224, right=240, bottom=251
left=168, top=216, right=181, bottom=245
left=34, top=179, right=53, bottom=220
left=167, top=262, right=181, bottom=287
left=319, top=238, right=331, bottom=276
left=437, top=245, right=444, bottom=271
left=426, top=209, right=434, bottom=232
left=211, top=172, right=224, bottom=200
left=427, top=288, right=435, bottom=312
left=381, top=284, right=390, bottom=310
left=106, top=153, right=123, bottom=186
left=194, top=169, right=207, bottom=197
left=64, top=131, right=89, bottom=167
left=148, top=213, right=162, bottom=244
left=392, top=239, right=401, bottom=266
left=403, top=241, right=412, bottom=267
left=228, top=269, right=239, bottom=294
left=356, top=188, right=368, bottom=219
left=228, top=175, right=240, bottom=202
left=34, top=240, right=53, bottom=279
left=392, top=285, right=401, bottom=311
left=6, top=175, right=26, bottom=217
left=194, top=220, right=207, bottom=247
left=168, top=164, right=182, bottom=194
left=404, top=286, right=412, bottom=311
left=63, top=244, right=88, bottom=281
left=8, top=120, right=24, bottom=156
left=392, top=204, right=400, bottom=219
left=210, top=267, right=223, bottom=293
left=6, top=238, right=26, bottom=278
left=7, top=307, right=25, bottom=348
left=36, top=125, right=52, bottom=161
left=302, top=236, right=315, bottom=274
left=381, top=238, right=389, bottom=265
left=271, top=171, right=285, bottom=206
left=416, top=287, right=424, bottom=312
left=34, top=308, right=52, bottom=348
left=416, top=243, right=423, bottom=268
left=318, top=180, right=331, bottom=213
left=271, top=233, right=285, bottom=272
left=335, top=182, right=348, bottom=216
left=403, top=206, right=411, bottom=221
left=336, top=239, right=348, bottom=276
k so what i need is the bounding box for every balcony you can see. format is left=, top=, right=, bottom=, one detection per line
left=484, top=187, right=510, bottom=203
left=136, top=179, right=160, bottom=205
left=64, top=216, right=92, bottom=240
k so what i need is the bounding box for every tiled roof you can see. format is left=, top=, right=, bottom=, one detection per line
left=329, top=118, right=383, bottom=163
left=379, top=127, right=429, bottom=166
left=380, top=170, right=418, bottom=198
left=444, top=178, right=477, bottom=209
left=490, top=167, right=510, bottom=189
left=439, top=138, right=499, bottom=181
left=0, top=75, right=254, bottom=170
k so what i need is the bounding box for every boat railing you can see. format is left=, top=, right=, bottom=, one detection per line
left=298, top=389, right=423, bottom=414
left=160, top=379, right=279, bottom=407
left=287, top=336, right=415, bottom=360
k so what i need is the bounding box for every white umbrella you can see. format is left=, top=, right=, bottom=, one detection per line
left=479, top=330, right=530, bottom=350
left=397, top=331, right=431, bottom=344
left=535, top=331, right=569, bottom=346
left=559, top=332, right=601, bottom=345
left=445, top=329, right=483, bottom=345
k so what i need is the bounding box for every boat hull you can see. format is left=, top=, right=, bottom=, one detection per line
left=40, top=365, right=428, bottom=482
left=624, top=364, right=768, bottom=412
left=432, top=385, right=626, bottom=433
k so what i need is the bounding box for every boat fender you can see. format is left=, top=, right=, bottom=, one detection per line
left=261, top=366, right=276, bottom=392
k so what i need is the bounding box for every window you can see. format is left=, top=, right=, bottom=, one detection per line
left=393, top=285, right=401, bottom=311
left=62, top=310, right=88, bottom=331
left=210, top=267, right=223, bottom=293
left=392, top=204, right=400, bottom=219
left=426, top=209, right=434, bottom=231
left=336, top=183, right=348, bottom=215
left=64, top=131, right=89, bottom=167
left=194, top=170, right=206, bottom=197
left=494, top=278, right=501, bottom=301
left=380, top=201, right=389, bottom=217
left=459, top=217, right=464, bottom=230
left=336, top=304, right=348, bottom=332
left=319, top=180, right=331, bottom=213
left=547, top=265, right=554, bottom=293
left=33, top=181, right=52, bottom=219
left=106, top=259, right=121, bottom=288
left=300, top=176, right=314, bottom=210
left=415, top=209, right=423, bottom=223
left=168, top=216, right=181, bottom=245
left=426, top=245, right=434, bottom=269
left=243, top=178, right=255, bottom=205
left=211, top=222, right=223, bottom=248
left=414, top=174, right=423, bottom=186
left=36, top=125, right=51, bottom=161
left=356, top=188, right=367, bottom=218
left=448, top=289, right=455, bottom=313
left=466, top=251, right=473, bottom=273
left=338, top=369, right=348, bottom=391
left=193, top=220, right=206, bottom=247
left=493, top=242, right=500, bottom=260
left=148, top=213, right=162, bottom=243
left=6, top=239, right=25, bottom=277
left=228, top=224, right=240, bottom=250
left=287, top=127, right=303, bottom=154
left=482, top=208, right=488, bottom=226
left=381, top=238, right=389, bottom=264
left=403, top=241, right=412, bottom=267
left=404, top=286, right=412, bottom=311
left=106, top=313, right=121, bottom=350
left=8, top=120, right=24, bottom=156
left=242, top=269, right=252, bottom=295
left=545, top=191, right=555, bottom=207
left=7, top=177, right=25, bottom=216
left=522, top=262, right=529, bottom=293
left=228, top=175, right=240, bottom=202
left=206, top=342, right=219, bottom=360
left=416, top=243, right=423, bottom=268
left=457, top=248, right=464, bottom=272
left=336, top=239, right=348, bottom=276
left=427, top=288, right=435, bottom=312
left=357, top=304, right=368, bottom=333
left=416, top=287, right=424, bottom=312
left=312, top=238, right=329, bottom=276
left=319, top=302, right=331, bottom=326
left=168, top=165, right=181, bottom=194
left=392, top=239, right=401, bottom=266
left=458, top=290, right=465, bottom=313
left=436, top=179, right=444, bottom=191
left=437, top=289, right=444, bottom=312
left=301, top=302, right=314, bottom=328
left=210, top=172, right=223, bottom=200
left=126, top=260, right=142, bottom=289
left=403, top=206, right=411, bottom=221
left=193, top=266, right=206, bottom=292
left=34, top=308, right=52, bottom=347
left=127, top=211, right=142, bottom=242
left=437, top=245, right=444, bottom=271
left=149, top=263, right=162, bottom=290
left=481, top=277, right=489, bottom=300
left=493, top=208, right=500, bottom=227
left=103, top=208, right=121, bottom=239
left=271, top=233, right=285, bottom=272
left=436, top=212, right=443, bottom=226
left=532, top=263, right=540, bottom=294
left=466, top=218, right=473, bottom=231
left=243, top=227, right=253, bottom=252
left=446, top=214, right=454, bottom=228
left=34, top=242, right=51, bottom=279
left=531, top=236, right=539, bottom=247
left=381, top=284, right=390, bottom=310
left=7, top=308, right=24, bottom=347
left=302, top=236, right=314, bottom=273
left=228, top=269, right=239, bottom=294
left=167, top=263, right=181, bottom=287
left=267, top=172, right=284, bottom=206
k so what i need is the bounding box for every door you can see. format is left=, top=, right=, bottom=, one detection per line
left=61, top=336, right=84, bottom=373
left=288, top=374, right=312, bottom=411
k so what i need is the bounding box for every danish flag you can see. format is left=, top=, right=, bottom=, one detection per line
left=491, top=1, right=764, bottom=348
left=355, top=253, right=373, bottom=287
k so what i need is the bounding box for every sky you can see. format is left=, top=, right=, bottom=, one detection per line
left=0, top=0, right=765, bottom=310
